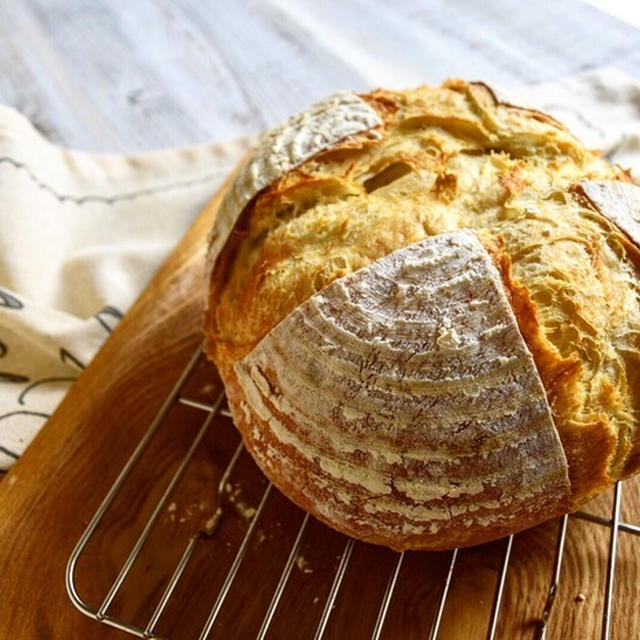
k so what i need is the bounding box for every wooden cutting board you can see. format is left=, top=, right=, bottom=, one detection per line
left=0, top=177, right=639, bottom=640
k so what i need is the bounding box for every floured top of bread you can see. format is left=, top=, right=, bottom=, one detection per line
left=233, top=230, right=571, bottom=549
left=205, top=79, right=640, bottom=523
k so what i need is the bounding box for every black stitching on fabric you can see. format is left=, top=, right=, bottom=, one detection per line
left=95, top=315, right=113, bottom=333
left=0, top=409, right=50, bottom=422
left=18, top=376, right=77, bottom=405
left=0, top=156, right=223, bottom=206
left=0, top=288, right=23, bottom=310
left=0, top=410, right=50, bottom=422
left=95, top=305, right=124, bottom=333
left=99, top=305, right=123, bottom=319
left=60, top=348, right=85, bottom=370
left=0, top=372, right=29, bottom=384
left=0, top=445, right=19, bottom=460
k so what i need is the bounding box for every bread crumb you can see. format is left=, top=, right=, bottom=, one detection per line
left=313, top=596, right=321, bottom=604
left=575, top=592, right=586, bottom=603
left=168, top=502, right=177, bottom=513
left=225, top=482, right=256, bottom=519
left=7, top=474, right=17, bottom=487
left=236, top=503, right=256, bottom=519
left=199, top=383, right=217, bottom=397
left=296, top=554, right=313, bottom=574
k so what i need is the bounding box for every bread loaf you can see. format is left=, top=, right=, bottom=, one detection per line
left=203, top=80, right=640, bottom=550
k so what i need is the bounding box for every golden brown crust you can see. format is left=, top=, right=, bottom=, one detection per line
left=204, top=79, right=640, bottom=548
left=486, top=235, right=619, bottom=504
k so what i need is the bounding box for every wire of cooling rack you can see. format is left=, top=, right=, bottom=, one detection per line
left=66, top=344, right=638, bottom=640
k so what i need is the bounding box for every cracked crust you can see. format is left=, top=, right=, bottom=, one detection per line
left=204, top=79, right=640, bottom=549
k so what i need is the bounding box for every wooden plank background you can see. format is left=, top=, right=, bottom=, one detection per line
left=0, top=0, right=639, bottom=153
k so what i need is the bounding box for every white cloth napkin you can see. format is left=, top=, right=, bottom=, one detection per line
left=1, top=68, right=639, bottom=470
left=0, top=117, right=251, bottom=468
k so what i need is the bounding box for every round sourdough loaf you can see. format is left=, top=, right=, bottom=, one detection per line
left=203, top=80, right=640, bottom=550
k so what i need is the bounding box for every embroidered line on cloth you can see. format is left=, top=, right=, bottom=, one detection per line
left=0, top=156, right=225, bottom=206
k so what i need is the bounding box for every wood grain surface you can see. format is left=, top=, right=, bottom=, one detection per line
left=1, top=0, right=640, bottom=152
left=0, top=171, right=639, bottom=639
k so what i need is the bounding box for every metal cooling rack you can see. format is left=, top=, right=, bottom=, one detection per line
left=66, top=345, right=640, bottom=640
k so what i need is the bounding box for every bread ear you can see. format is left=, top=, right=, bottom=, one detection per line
left=229, top=230, right=571, bottom=550
left=579, top=180, right=640, bottom=248
left=206, top=92, right=382, bottom=265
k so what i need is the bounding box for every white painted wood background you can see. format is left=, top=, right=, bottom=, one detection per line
left=0, top=0, right=639, bottom=152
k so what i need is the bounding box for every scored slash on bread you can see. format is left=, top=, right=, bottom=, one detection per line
left=207, top=92, right=383, bottom=264
left=203, top=80, right=640, bottom=550
left=579, top=180, right=640, bottom=249
left=232, top=231, right=571, bottom=550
